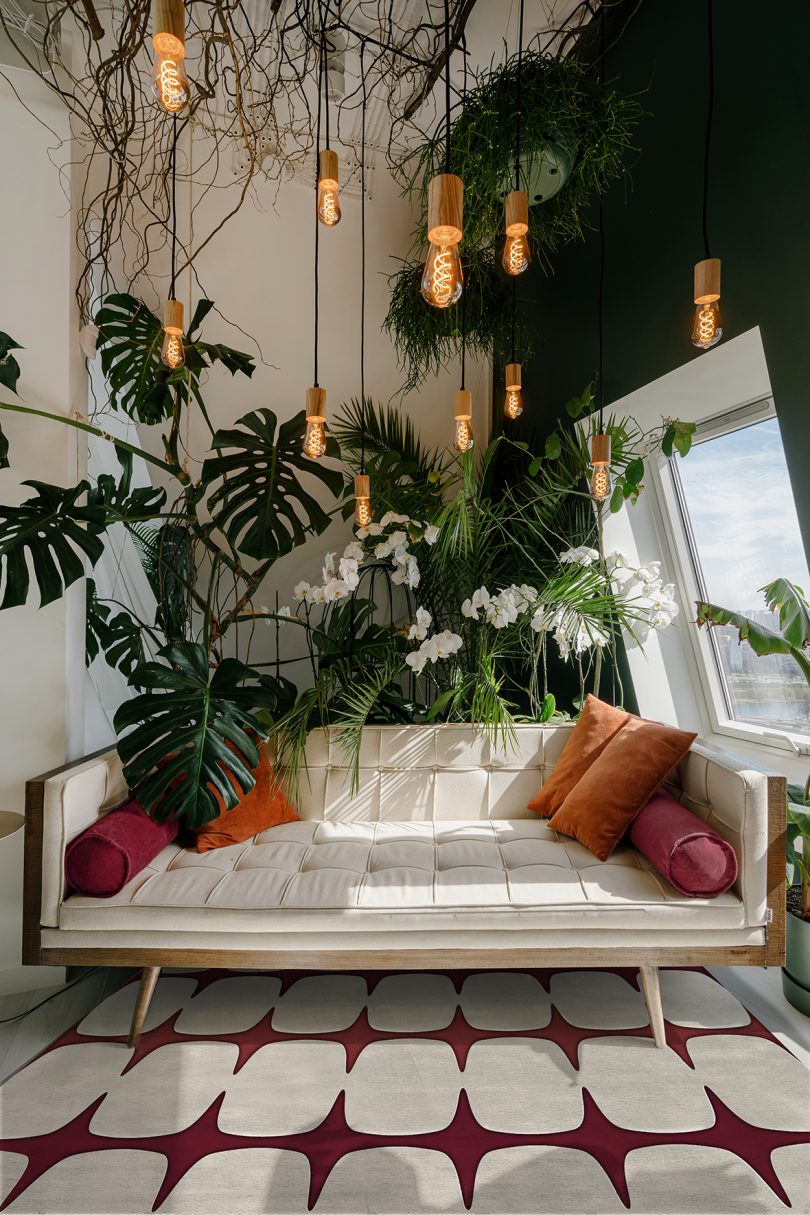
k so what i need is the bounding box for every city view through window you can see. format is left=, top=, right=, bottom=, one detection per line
left=676, top=416, right=810, bottom=737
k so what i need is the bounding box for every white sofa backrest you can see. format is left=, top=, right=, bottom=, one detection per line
left=288, top=724, right=573, bottom=822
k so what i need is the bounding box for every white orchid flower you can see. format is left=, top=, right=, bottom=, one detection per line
left=408, top=607, right=432, bottom=641
left=424, top=523, right=439, bottom=545
left=293, top=581, right=311, bottom=602
left=405, top=650, right=427, bottom=676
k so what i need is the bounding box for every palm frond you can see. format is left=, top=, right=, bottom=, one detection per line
left=332, top=654, right=405, bottom=792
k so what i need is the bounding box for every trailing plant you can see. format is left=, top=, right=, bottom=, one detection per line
left=697, top=578, right=810, bottom=918
left=386, top=50, right=642, bottom=389
left=0, top=298, right=343, bottom=826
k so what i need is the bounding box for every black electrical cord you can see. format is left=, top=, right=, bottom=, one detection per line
left=169, top=113, right=178, bottom=299
left=444, top=0, right=451, bottom=172
left=514, top=0, right=525, bottom=192
left=313, top=8, right=324, bottom=388
left=360, top=39, right=367, bottom=475
left=702, top=0, right=715, bottom=260
left=459, top=30, right=467, bottom=390
left=0, top=968, right=100, bottom=1026
left=510, top=276, right=516, bottom=364
left=597, top=2, right=606, bottom=429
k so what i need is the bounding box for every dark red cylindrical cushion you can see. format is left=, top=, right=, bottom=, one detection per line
left=630, top=788, right=738, bottom=897
left=65, top=799, right=178, bottom=897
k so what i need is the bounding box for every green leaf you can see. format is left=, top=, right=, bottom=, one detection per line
left=0, top=481, right=106, bottom=609
left=696, top=600, right=810, bottom=683
left=661, top=424, right=676, bottom=458
left=114, top=642, right=282, bottom=827
left=425, top=687, right=457, bottom=722
left=86, top=580, right=147, bottom=677
left=762, top=578, right=810, bottom=650
left=624, top=458, right=644, bottom=486
left=0, top=332, right=22, bottom=395
left=539, top=692, right=556, bottom=722
left=202, top=408, right=343, bottom=561
left=186, top=298, right=215, bottom=339
left=673, top=420, right=696, bottom=458
left=94, top=294, right=170, bottom=423
left=528, top=455, right=544, bottom=477
left=609, top=483, right=625, bottom=513
left=0, top=420, right=8, bottom=470
left=544, top=433, right=562, bottom=460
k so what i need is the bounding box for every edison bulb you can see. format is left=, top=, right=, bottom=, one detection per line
left=691, top=300, right=723, bottom=350
left=161, top=328, right=185, bottom=369
left=355, top=494, right=372, bottom=527
left=590, top=464, right=612, bottom=502
left=504, top=388, right=523, bottom=420
left=502, top=232, right=530, bottom=276
left=317, top=180, right=341, bottom=227
left=453, top=417, right=474, bottom=453
left=151, top=32, right=190, bottom=114
left=303, top=416, right=327, bottom=460
left=421, top=243, right=463, bottom=309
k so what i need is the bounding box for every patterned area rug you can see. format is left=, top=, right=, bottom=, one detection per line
left=0, top=968, right=808, bottom=1214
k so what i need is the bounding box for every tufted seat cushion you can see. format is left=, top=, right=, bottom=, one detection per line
left=59, top=817, right=744, bottom=934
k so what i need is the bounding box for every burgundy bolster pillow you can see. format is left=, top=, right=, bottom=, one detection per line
left=65, top=798, right=178, bottom=897
left=629, top=789, right=738, bottom=898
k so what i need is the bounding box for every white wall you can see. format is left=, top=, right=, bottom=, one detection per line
left=0, top=67, right=78, bottom=991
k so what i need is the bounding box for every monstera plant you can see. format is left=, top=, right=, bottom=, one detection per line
left=0, top=295, right=342, bottom=827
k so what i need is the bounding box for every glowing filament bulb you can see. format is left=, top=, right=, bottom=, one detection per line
left=691, top=300, right=723, bottom=350
left=590, top=464, right=612, bottom=501
left=303, top=416, right=327, bottom=460
left=151, top=32, right=189, bottom=114
left=354, top=475, right=372, bottom=527
left=504, top=388, right=523, bottom=420
left=317, top=181, right=341, bottom=227
left=161, top=328, right=185, bottom=369
left=453, top=416, right=474, bottom=453
left=502, top=232, right=530, bottom=276
left=421, top=243, right=463, bottom=309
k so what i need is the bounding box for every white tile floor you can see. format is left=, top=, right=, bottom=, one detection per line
left=0, top=964, right=807, bottom=1086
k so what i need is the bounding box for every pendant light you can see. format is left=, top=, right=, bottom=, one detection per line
left=504, top=279, right=523, bottom=419
left=421, top=0, right=463, bottom=309
left=304, top=23, right=329, bottom=459
left=317, top=14, right=341, bottom=227
left=161, top=115, right=185, bottom=370
left=354, top=42, right=373, bottom=527
left=691, top=0, right=722, bottom=350
left=452, top=272, right=474, bottom=453
left=151, top=0, right=190, bottom=114
left=502, top=0, right=530, bottom=276
left=590, top=6, right=611, bottom=503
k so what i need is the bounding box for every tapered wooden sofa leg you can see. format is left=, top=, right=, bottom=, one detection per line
left=128, top=966, right=161, bottom=1048
left=639, top=964, right=667, bottom=1048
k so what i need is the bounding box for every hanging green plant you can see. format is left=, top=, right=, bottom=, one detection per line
left=386, top=49, right=642, bottom=388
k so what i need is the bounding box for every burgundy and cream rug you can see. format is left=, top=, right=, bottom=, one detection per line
left=0, top=968, right=808, bottom=1214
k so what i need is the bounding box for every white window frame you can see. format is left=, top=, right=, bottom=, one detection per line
left=600, top=326, right=810, bottom=776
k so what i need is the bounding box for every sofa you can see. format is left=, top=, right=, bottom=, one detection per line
left=23, top=723, right=785, bottom=1048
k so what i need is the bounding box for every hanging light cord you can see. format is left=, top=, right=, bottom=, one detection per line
left=597, top=2, right=606, bottom=429
left=702, top=0, right=715, bottom=260
left=444, top=0, right=451, bottom=172
left=313, top=12, right=324, bottom=388
left=360, top=39, right=367, bottom=475
left=514, top=0, right=525, bottom=192
left=170, top=113, right=179, bottom=299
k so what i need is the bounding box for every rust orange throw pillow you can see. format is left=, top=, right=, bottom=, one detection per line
left=194, top=748, right=298, bottom=852
left=528, top=694, right=630, bottom=818
left=547, top=716, right=697, bottom=861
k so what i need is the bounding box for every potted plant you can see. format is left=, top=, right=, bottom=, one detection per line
left=697, top=578, right=810, bottom=1014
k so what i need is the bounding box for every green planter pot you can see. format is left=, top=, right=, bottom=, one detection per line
left=783, top=909, right=810, bottom=1016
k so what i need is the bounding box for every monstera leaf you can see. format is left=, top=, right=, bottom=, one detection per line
left=94, top=294, right=256, bottom=425
left=115, top=642, right=284, bottom=826
left=696, top=598, right=810, bottom=683
left=86, top=580, right=147, bottom=677
left=0, top=481, right=107, bottom=608
left=0, top=332, right=22, bottom=395
left=0, top=421, right=8, bottom=471
left=95, top=294, right=170, bottom=423
left=202, top=408, right=343, bottom=561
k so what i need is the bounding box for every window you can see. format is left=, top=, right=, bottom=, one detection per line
left=670, top=406, right=810, bottom=739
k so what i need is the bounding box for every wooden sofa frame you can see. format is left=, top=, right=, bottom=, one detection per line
left=22, top=749, right=787, bottom=1048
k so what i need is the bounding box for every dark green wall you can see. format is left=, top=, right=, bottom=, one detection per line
left=511, top=0, right=810, bottom=556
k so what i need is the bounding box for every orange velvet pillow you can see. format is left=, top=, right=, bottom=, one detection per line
left=528, top=694, right=630, bottom=817
left=547, top=715, right=698, bottom=861
left=194, top=748, right=298, bottom=851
